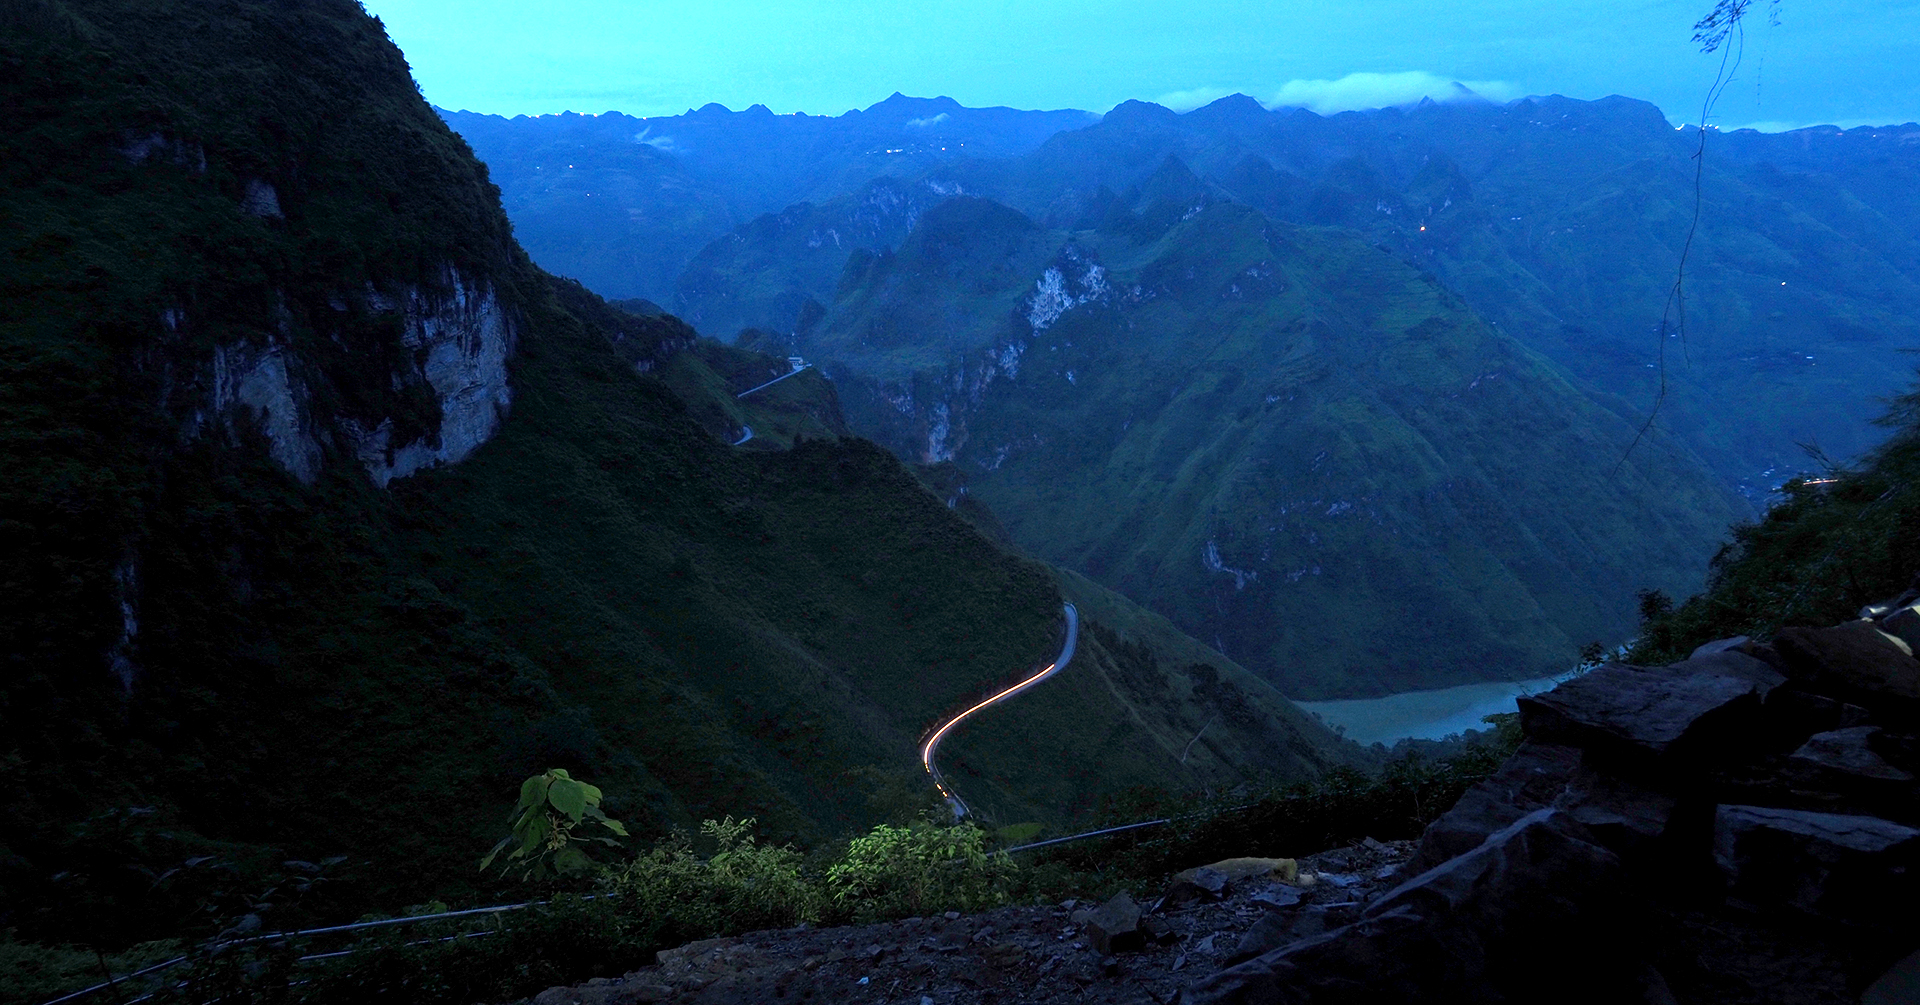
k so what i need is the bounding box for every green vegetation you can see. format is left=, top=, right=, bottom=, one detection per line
left=5, top=742, right=1512, bottom=1005
left=710, top=188, right=1743, bottom=698
left=1625, top=383, right=1920, bottom=665
left=825, top=818, right=1020, bottom=921
left=482, top=769, right=631, bottom=881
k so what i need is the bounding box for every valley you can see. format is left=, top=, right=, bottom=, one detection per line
left=11, top=0, right=1920, bottom=1001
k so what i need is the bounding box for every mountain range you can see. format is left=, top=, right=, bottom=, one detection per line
left=444, top=94, right=1920, bottom=696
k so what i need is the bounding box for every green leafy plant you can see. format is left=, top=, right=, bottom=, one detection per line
left=824, top=818, right=1017, bottom=922
left=480, top=770, right=628, bottom=881
left=602, top=816, right=815, bottom=943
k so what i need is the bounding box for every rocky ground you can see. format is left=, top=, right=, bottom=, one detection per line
left=1184, top=604, right=1920, bottom=1004
left=521, top=841, right=1415, bottom=1005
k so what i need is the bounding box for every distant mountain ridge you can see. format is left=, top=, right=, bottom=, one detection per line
left=438, top=95, right=1096, bottom=303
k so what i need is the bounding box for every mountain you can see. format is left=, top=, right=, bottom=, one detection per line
left=0, top=0, right=1352, bottom=942
left=453, top=92, right=1920, bottom=503
left=948, top=94, right=1920, bottom=496
left=440, top=96, right=1097, bottom=303
left=685, top=188, right=1747, bottom=698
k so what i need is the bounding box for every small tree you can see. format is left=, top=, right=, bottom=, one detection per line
left=481, top=769, right=628, bottom=881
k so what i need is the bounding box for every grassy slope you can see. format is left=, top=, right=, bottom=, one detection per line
left=788, top=196, right=1743, bottom=697
left=0, top=0, right=1355, bottom=942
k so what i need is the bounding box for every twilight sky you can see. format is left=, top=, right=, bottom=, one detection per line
left=364, top=0, right=1919, bottom=130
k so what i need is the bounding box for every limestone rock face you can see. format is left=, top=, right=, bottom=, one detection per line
left=349, top=274, right=516, bottom=486
left=206, top=340, right=324, bottom=483
left=191, top=269, right=515, bottom=486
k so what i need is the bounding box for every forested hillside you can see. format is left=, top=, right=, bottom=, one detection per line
left=0, top=0, right=1354, bottom=945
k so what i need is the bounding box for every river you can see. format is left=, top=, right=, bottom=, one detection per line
left=1294, top=670, right=1586, bottom=747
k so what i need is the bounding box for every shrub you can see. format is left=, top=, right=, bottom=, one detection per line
left=601, top=816, right=815, bottom=946
left=824, top=818, right=1019, bottom=923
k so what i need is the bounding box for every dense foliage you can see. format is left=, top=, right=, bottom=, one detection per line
left=1626, top=386, right=1920, bottom=665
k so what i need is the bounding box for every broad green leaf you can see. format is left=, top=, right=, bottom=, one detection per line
left=553, top=847, right=591, bottom=875
left=516, top=775, right=547, bottom=814
left=519, top=815, right=549, bottom=855
left=546, top=778, right=588, bottom=819
left=599, top=818, right=629, bottom=837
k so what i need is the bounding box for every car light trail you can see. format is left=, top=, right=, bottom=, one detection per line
left=921, top=603, right=1078, bottom=806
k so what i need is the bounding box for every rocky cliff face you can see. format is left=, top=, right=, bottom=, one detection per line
left=186, top=269, right=516, bottom=486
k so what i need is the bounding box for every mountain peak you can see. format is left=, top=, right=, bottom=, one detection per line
left=1104, top=99, right=1179, bottom=126
left=1190, top=93, right=1268, bottom=121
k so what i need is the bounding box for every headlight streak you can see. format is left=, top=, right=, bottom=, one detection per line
left=920, top=603, right=1078, bottom=809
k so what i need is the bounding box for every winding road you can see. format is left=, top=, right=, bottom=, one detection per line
left=920, top=602, right=1079, bottom=817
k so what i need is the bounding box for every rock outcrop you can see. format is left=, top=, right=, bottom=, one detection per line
left=1183, top=600, right=1920, bottom=1003
left=184, top=268, right=516, bottom=486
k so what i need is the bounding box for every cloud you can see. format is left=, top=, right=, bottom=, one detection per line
left=905, top=112, right=950, bottom=128
left=1269, top=71, right=1517, bottom=114
left=632, top=126, right=679, bottom=152
left=1156, top=87, right=1235, bottom=113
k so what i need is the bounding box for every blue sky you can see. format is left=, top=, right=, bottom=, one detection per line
left=365, top=0, right=1920, bottom=130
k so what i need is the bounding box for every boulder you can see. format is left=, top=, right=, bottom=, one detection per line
left=1156, top=865, right=1229, bottom=909
left=1158, top=858, right=1300, bottom=910
left=1772, top=620, right=1920, bottom=706
left=1690, top=635, right=1751, bottom=658
left=1553, top=765, right=1677, bottom=860
left=1683, top=650, right=1789, bottom=691
left=1081, top=891, right=1145, bottom=955
left=1517, top=659, right=1775, bottom=766
left=1250, top=885, right=1302, bottom=911
left=1864, top=947, right=1920, bottom=1005
left=1403, top=742, right=1580, bottom=874
left=1762, top=685, right=1873, bottom=747
left=1789, top=727, right=1913, bottom=786
left=1878, top=606, right=1920, bottom=654
left=1187, top=810, right=1637, bottom=1004
left=1713, top=804, right=1920, bottom=920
